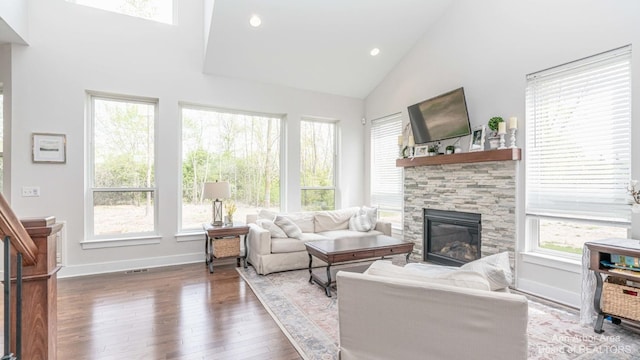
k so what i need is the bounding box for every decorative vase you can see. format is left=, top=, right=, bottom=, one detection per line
left=488, top=137, right=500, bottom=150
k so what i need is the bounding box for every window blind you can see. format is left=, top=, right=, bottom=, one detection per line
left=370, top=114, right=403, bottom=211
left=525, top=46, right=632, bottom=223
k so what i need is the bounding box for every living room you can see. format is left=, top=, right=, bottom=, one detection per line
left=1, top=0, right=640, bottom=359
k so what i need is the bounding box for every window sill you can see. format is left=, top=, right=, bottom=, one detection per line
left=81, top=235, right=161, bottom=249
left=175, top=231, right=205, bottom=243
left=521, top=251, right=582, bottom=274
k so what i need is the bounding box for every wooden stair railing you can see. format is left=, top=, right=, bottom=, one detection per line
left=0, top=193, right=61, bottom=360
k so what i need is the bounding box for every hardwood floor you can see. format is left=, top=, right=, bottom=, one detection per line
left=4, top=263, right=301, bottom=360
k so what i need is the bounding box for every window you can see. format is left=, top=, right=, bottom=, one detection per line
left=300, top=119, right=336, bottom=211
left=88, top=93, right=157, bottom=239
left=180, top=105, right=282, bottom=231
left=525, top=46, right=631, bottom=256
left=370, top=114, right=403, bottom=229
left=67, top=0, right=173, bottom=24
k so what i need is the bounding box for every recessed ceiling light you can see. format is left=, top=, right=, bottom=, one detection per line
left=249, top=15, right=262, bottom=27
left=370, top=48, right=380, bottom=56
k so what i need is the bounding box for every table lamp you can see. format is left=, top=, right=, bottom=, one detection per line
left=203, top=181, right=231, bottom=226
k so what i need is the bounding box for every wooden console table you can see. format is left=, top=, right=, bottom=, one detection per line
left=585, top=238, right=640, bottom=333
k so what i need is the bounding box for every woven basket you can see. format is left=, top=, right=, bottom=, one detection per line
left=601, top=280, right=640, bottom=321
left=213, top=237, right=240, bottom=258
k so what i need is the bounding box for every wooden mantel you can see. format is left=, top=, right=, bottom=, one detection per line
left=396, top=148, right=521, bottom=168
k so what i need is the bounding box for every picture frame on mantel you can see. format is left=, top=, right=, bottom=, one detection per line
left=32, top=133, right=67, bottom=163
left=469, top=125, right=485, bottom=152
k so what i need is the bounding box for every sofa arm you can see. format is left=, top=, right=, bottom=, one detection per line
left=374, top=221, right=391, bottom=236
left=247, top=223, right=271, bottom=255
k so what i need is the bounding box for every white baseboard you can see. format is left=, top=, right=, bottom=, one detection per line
left=56, top=252, right=235, bottom=278
left=517, top=278, right=580, bottom=308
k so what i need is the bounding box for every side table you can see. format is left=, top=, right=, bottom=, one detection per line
left=203, top=222, right=250, bottom=273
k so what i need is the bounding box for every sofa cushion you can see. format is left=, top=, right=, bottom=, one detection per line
left=460, top=251, right=512, bottom=291
left=274, top=215, right=303, bottom=239
left=314, top=207, right=359, bottom=232
left=271, top=237, right=305, bottom=253
left=271, top=233, right=331, bottom=253
left=316, top=229, right=383, bottom=240
left=256, top=219, right=287, bottom=238
left=365, top=260, right=491, bottom=291
left=282, top=212, right=315, bottom=233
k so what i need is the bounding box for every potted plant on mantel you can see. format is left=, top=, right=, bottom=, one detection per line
left=487, top=116, right=504, bottom=149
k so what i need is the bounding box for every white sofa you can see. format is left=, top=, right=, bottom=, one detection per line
left=246, top=207, right=392, bottom=275
left=336, top=258, right=529, bottom=360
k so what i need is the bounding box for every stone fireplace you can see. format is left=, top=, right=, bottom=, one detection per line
left=401, top=153, right=518, bottom=264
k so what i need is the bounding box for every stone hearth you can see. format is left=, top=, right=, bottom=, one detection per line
left=403, top=161, right=517, bottom=264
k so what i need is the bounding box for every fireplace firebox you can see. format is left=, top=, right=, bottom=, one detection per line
left=424, top=209, right=481, bottom=266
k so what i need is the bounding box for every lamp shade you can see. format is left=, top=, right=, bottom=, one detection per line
left=203, top=181, right=231, bottom=200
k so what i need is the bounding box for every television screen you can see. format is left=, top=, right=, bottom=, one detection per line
left=408, top=87, right=471, bottom=144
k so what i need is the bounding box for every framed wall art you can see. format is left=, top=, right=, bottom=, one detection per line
left=468, top=125, right=485, bottom=152
left=32, top=133, right=67, bottom=163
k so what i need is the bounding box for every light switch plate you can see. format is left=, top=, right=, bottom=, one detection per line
left=22, top=186, right=40, bottom=197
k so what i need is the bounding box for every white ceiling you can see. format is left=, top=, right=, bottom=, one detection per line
left=204, top=0, right=453, bottom=99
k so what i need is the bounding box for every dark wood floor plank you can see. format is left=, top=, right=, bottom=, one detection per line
left=2, top=262, right=302, bottom=360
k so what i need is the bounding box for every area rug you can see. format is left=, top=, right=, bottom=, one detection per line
left=237, top=266, right=639, bottom=360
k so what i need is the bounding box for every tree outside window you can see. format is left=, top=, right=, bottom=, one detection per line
left=300, top=119, right=336, bottom=211
left=180, top=106, right=282, bottom=230
left=89, top=95, right=156, bottom=237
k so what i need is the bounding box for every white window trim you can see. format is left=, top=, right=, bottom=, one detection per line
left=300, top=117, right=339, bottom=210
left=85, top=91, right=159, bottom=247
left=177, top=102, right=286, bottom=233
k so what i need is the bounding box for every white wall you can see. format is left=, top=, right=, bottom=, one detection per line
left=6, top=0, right=365, bottom=276
left=364, top=0, right=640, bottom=307
left=0, top=0, right=29, bottom=44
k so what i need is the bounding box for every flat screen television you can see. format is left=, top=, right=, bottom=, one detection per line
left=407, top=87, right=471, bottom=144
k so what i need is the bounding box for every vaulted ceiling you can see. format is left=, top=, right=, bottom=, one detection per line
left=203, top=0, right=453, bottom=99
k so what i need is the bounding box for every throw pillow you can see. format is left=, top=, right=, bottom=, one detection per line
left=258, top=209, right=278, bottom=221
left=256, top=219, right=288, bottom=238
left=362, top=206, right=378, bottom=227
left=274, top=215, right=303, bottom=239
left=348, top=208, right=373, bottom=232
left=460, top=251, right=512, bottom=291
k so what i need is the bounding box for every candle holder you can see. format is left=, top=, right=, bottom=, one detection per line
left=509, top=129, right=517, bottom=148
left=398, top=144, right=404, bottom=158
left=498, top=133, right=506, bottom=149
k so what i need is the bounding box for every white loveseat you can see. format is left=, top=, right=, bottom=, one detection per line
left=337, top=256, right=529, bottom=360
left=246, top=207, right=392, bottom=275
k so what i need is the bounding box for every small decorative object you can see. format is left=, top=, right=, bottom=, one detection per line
left=468, top=125, right=485, bottom=152
left=487, top=117, right=504, bottom=149
left=427, top=142, right=440, bottom=156
left=414, top=145, right=428, bottom=157
left=398, top=135, right=404, bottom=158
left=203, top=181, right=231, bottom=226
left=225, top=201, right=237, bottom=225
left=498, top=122, right=507, bottom=149
left=508, top=116, right=518, bottom=148
left=407, top=135, right=415, bottom=157
left=32, top=133, right=67, bottom=163
left=445, top=145, right=455, bottom=154
left=628, top=180, right=640, bottom=213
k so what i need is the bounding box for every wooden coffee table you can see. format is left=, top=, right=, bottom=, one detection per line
left=305, top=235, right=414, bottom=297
